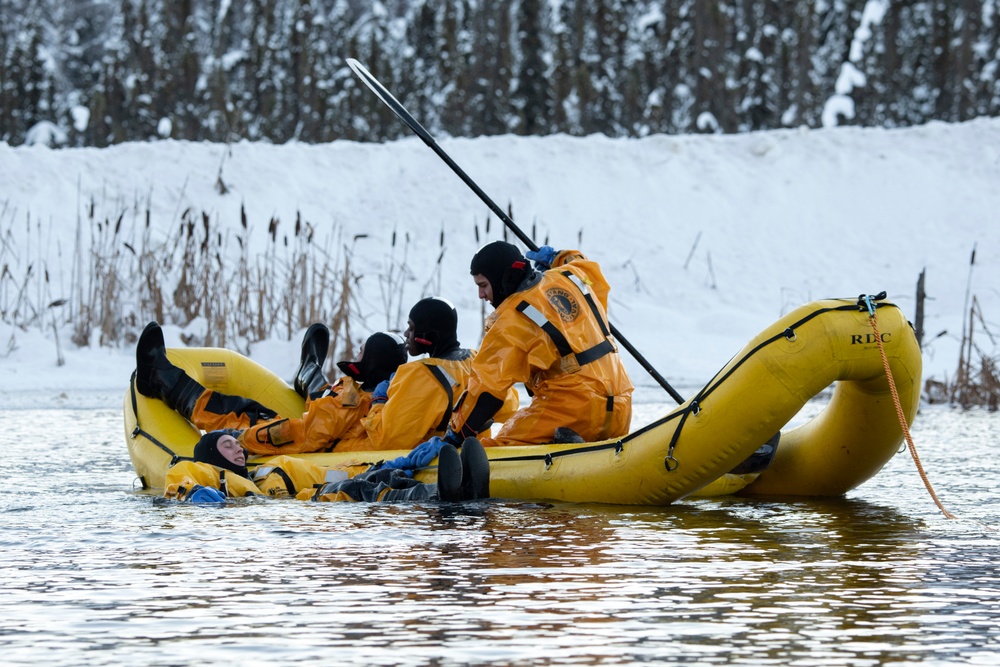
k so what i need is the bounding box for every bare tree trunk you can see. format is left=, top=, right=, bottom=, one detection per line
left=914, top=268, right=925, bottom=348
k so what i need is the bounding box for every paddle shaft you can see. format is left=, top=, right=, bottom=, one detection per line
left=346, top=59, right=685, bottom=405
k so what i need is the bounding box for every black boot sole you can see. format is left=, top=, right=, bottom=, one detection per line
left=460, top=437, right=490, bottom=500
left=300, top=323, right=330, bottom=366
left=135, top=321, right=167, bottom=397
left=295, top=323, right=331, bottom=396
left=437, top=444, right=464, bottom=502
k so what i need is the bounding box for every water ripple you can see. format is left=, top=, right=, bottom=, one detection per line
left=1, top=404, right=999, bottom=665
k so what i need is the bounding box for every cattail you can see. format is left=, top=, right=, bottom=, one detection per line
left=241, top=204, right=247, bottom=229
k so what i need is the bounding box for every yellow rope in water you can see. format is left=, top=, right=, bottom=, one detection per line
left=870, top=311, right=957, bottom=520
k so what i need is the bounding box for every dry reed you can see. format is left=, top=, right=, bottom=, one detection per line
left=0, top=191, right=375, bottom=376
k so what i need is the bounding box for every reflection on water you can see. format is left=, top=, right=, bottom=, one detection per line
left=1, top=404, right=999, bottom=665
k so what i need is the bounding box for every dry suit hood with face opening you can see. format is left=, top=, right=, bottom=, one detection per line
left=336, top=331, right=407, bottom=390
left=470, top=241, right=535, bottom=308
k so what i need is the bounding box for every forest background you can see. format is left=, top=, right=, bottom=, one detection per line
left=2, top=0, right=1000, bottom=148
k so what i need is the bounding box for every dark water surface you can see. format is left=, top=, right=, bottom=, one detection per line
left=1, top=400, right=998, bottom=666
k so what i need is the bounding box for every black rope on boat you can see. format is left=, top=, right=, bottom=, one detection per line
left=491, top=299, right=903, bottom=471
left=658, top=299, right=901, bottom=465
left=128, top=370, right=180, bottom=460
left=494, top=439, right=631, bottom=465
left=693, top=301, right=870, bottom=406
left=665, top=399, right=700, bottom=460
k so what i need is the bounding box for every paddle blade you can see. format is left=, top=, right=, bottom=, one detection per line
left=346, top=58, right=434, bottom=146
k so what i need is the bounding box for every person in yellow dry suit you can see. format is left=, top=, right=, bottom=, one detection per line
left=134, top=321, right=407, bottom=455
left=447, top=241, right=633, bottom=448
left=165, top=429, right=491, bottom=503
left=164, top=429, right=262, bottom=501
left=361, top=296, right=519, bottom=452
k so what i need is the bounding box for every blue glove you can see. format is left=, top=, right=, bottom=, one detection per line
left=525, top=245, right=557, bottom=270
left=371, top=379, right=391, bottom=405
left=382, top=436, right=447, bottom=471
left=187, top=486, right=226, bottom=503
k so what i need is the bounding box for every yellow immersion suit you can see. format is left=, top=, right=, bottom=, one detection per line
left=188, top=377, right=373, bottom=455
left=164, top=460, right=264, bottom=500
left=164, top=457, right=439, bottom=503
left=452, top=250, right=633, bottom=446
left=362, top=351, right=520, bottom=450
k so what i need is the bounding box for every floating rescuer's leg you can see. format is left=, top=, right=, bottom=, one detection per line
left=134, top=321, right=277, bottom=429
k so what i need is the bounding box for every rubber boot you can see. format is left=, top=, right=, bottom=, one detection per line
left=200, top=391, right=278, bottom=426
left=316, top=475, right=384, bottom=501
left=376, top=446, right=464, bottom=502
left=459, top=437, right=490, bottom=500
left=317, top=466, right=449, bottom=503
left=728, top=431, right=781, bottom=475
left=378, top=481, right=440, bottom=502
left=135, top=321, right=204, bottom=419
left=294, top=322, right=331, bottom=398
left=435, top=444, right=464, bottom=501
left=553, top=427, right=586, bottom=444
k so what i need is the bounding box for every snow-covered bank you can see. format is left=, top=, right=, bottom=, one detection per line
left=1, top=119, right=998, bottom=405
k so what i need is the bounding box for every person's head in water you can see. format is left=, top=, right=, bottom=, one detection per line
left=194, top=429, right=248, bottom=478
left=405, top=297, right=459, bottom=357
left=469, top=241, right=533, bottom=309
left=336, top=331, right=407, bottom=391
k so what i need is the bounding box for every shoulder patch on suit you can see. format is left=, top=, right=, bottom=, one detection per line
left=545, top=287, right=580, bottom=323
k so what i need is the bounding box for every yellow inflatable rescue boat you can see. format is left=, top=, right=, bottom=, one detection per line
left=124, top=296, right=921, bottom=505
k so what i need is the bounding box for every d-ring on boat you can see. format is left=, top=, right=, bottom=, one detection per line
left=124, top=295, right=921, bottom=505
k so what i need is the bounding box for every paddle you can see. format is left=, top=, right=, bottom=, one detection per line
left=346, top=58, right=685, bottom=405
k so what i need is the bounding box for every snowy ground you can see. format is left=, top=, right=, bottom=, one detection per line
left=1, top=118, right=997, bottom=409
